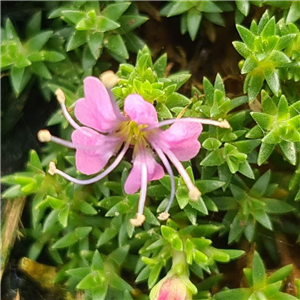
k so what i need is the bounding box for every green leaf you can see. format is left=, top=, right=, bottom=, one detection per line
left=82, top=43, right=97, bottom=71
left=258, top=143, right=275, bottom=165
left=229, top=213, right=246, bottom=243
left=153, top=53, right=167, bottom=78
left=26, top=31, right=53, bottom=53
left=286, top=1, right=300, bottom=23
left=96, top=16, right=120, bottom=32
left=261, top=90, right=277, bottom=114
left=196, top=180, right=225, bottom=194
left=66, top=30, right=88, bottom=51
left=67, top=267, right=91, bottom=278
left=110, top=274, right=133, bottom=291
left=213, top=196, right=238, bottom=211
left=1, top=185, right=24, bottom=198
left=236, top=24, right=256, bottom=49
left=62, top=10, right=85, bottom=24
left=109, top=245, right=129, bottom=266
left=277, top=96, right=291, bottom=118
left=118, top=15, right=148, bottom=33
left=268, top=50, right=290, bottom=65
left=160, top=2, right=194, bottom=17
left=58, top=206, right=70, bottom=228
left=28, top=50, right=65, bottom=62
left=5, top=18, right=19, bottom=40
left=202, top=138, right=222, bottom=151
left=102, top=2, right=131, bottom=21
left=262, top=129, right=279, bottom=145
left=239, top=161, right=255, bottom=179
left=261, top=17, right=275, bottom=38
left=251, top=112, right=273, bottom=129
left=264, top=68, right=280, bottom=95
left=76, top=226, right=93, bottom=239
left=250, top=170, right=271, bottom=197
left=28, top=150, right=43, bottom=170
left=236, top=0, right=250, bottom=16
left=252, top=210, right=273, bottom=230
left=97, top=228, right=118, bottom=247
left=234, top=139, right=261, bottom=154
left=246, top=73, right=264, bottom=101
left=189, top=197, right=208, bottom=215
left=214, top=288, right=252, bottom=300
left=263, top=198, right=294, bottom=214
left=187, top=7, right=202, bottom=41
left=10, top=67, right=26, bottom=95
left=92, top=250, right=103, bottom=271
left=47, top=196, right=64, bottom=209
left=199, top=1, right=223, bottom=13
left=31, top=62, right=52, bottom=79
left=78, top=201, right=97, bottom=215
left=25, top=12, right=41, bottom=37
left=88, top=31, right=103, bottom=59
left=279, top=141, right=297, bottom=165
left=77, top=271, right=105, bottom=289
left=252, top=251, right=266, bottom=289
left=241, top=55, right=258, bottom=74
left=165, top=92, right=191, bottom=108
left=105, top=34, right=128, bottom=59
left=76, top=10, right=97, bottom=30
left=243, top=216, right=255, bottom=241
left=167, top=72, right=191, bottom=89
left=201, top=149, right=224, bottom=167
left=233, top=41, right=252, bottom=58
left=267, top=264, right=293, bottom=284
left=52, top=231, right=77, bottom=248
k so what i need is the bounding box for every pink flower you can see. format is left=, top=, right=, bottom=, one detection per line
left=38, top=76, right=229, bottom=226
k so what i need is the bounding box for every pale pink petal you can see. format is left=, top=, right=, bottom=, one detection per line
left=124, top=94, right=158, bottom=126
left=154, top=122, right=202, bottom=161
left=71, top=127, right=123, bottom=175
left=124, top=147, right=164, bottom=194
left=74, top=77, right=123, bottom=133
left=158, top=276, right=188, bottom=300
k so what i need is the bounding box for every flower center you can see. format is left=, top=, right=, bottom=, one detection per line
left=120, top=121, right=148, bottom=146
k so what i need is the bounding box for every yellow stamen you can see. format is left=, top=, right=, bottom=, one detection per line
left=130, top=213, right=146, bottom=227
left=99, top=70, right=119, bottom=89
left=48, top=162, right=57, bottom=176
left=55, top=88, right=65, bottom=104
left=37, top=130, right=51, bottom=142
left=218, top=120, right=231, bottom=129
left=158, top=212, right=170, bottom=221
left=189, top=187, right=201, bottom=201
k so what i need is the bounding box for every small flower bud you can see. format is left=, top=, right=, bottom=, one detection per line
left=130, top=213, right=146, bottom=227
left=189, top=187, right=201, bottom=201
left=99, top=70, right=119, bottom=89
left=55, top=88, right=65, bottom=104
left=150, top=275, right=193, bottom=300
left=37, top=130, right=51, bottom=142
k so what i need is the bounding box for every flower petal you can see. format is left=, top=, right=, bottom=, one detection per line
left=150, top=275, right=191, bottom=300
left=74, top=76, right=123, bottom=133
left=72, top=127, right=122, bottom=175
left=124, top=94, right=158, bottom=126
left=155, top=122, right=202, bottom=161
left=124, top=147, right=164, bottom=194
